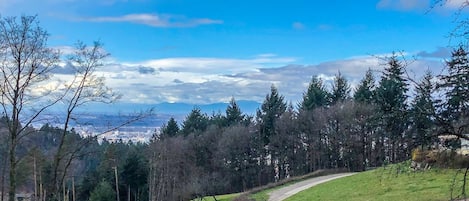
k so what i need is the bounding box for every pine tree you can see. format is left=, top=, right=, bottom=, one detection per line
left=331, top=71, right=351, bottom=104
left=181, top=107, right=209, bottom=136
left=121, top=149, right=148, bottom=201
left=160, top=117, right=180, bottom=138
left=225, top=97, right=245, bottom=126
left=300, top=76, right=330, bottom=111
left=437, top=45, right=469, bottom=125
left=374, top=54, right=409, bottom=162
left=354, top=69, right=375, bottom=104
left=257, top=85, right=287, bottom=145
left=410, top=70, right=437, bottom=149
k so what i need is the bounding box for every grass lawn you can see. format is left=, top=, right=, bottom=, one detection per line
left=286, top=163, right=469, bottom=201
left=249, top=188, right=273, bottom=201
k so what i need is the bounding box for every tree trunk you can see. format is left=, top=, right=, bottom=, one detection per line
left=72, top=177, right=75, bottom=201
left=34, top=156, right=37, bottom=201
left=1, top=152, right=7, bottom=201
left=127, top=185, right=130, bottom=201
left=8, top=144, right=16, bottom=201
left=114, top=166, right=120, bottom=201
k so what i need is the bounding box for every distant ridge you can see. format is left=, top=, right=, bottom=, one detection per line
left=77, top=100, right=261, bottom=116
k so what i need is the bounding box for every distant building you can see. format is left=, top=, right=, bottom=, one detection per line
left=438, top=134, right=469, bottom=155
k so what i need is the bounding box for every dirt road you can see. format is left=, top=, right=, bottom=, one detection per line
left=267, top=173, right=356, bottom=201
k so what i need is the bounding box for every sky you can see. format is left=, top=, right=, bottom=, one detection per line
left=0, top=0, right=466, bottom=109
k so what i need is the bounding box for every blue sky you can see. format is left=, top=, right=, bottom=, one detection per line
left=0, top=0, right=465, bottom=106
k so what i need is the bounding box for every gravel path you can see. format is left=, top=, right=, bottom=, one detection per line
left=267, top=173, right=356, bottom=201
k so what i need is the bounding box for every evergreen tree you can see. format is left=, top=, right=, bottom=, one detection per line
left=181, top=107, right=209, bottom=136
left=300, top=76, right=330, bottom=111
left=159, top=117, right=180, bottom=138
left=209, top=111, right=225, bottom=128
left=257, top=85, right=287, bottom=145
left=225, top=97, right=245, bottom=126
left=121, top=149, right=148, bottom=201
left=374, top=54, right=409, bottom=162
left=354, top=69, right=375, bottom=104
left=298, top=76, right=329, bottom=173
left=331, top=71, right=351, bottom=104
left=411, top=70, right=437, bottom=149
left=89, top=180, right=116, bottom=201
left=375, top=55, right=409, bottom=117
left=437, top=45, right=469, bottom=125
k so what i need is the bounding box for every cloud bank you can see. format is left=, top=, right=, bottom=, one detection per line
left=60, top=52, right=445, bottom=105
left=82, top=13, right=223, bottom=27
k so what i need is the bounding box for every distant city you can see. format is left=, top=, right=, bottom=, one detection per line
left=36, top=100, right=261, bottom=143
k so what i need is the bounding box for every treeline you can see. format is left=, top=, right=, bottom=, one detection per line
left=147, top=48, right=469, bottom=199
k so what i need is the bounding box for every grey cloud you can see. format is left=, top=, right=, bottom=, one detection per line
left=173, top=79, right=184, bottom=84
left=130, top=83, right=148, bottom=87
left=52, top=62, right=76, bottom=75
left=417, top=47, right=451, bottom=59
left=138, top=66, right=155, bottom=74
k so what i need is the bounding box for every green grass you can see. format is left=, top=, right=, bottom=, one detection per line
left=286, top=164, right=469, bottom=201
left=193, top=193, right=240, bottom=201
left=249, top=188, right=274, bottom=201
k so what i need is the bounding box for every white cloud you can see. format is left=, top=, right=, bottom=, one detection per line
left=52, top=46, right=76, bottom=55
left=377, top=0, right=430, bottom=11
left=82, top=13, right=223, bottom=27
left=122, top=55, right=297, bottom=74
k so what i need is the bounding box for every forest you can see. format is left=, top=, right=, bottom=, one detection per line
left=0, top=6, right=468, bottom=201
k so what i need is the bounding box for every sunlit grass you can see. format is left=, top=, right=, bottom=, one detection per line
left=286, top=163, right=469, bottom=201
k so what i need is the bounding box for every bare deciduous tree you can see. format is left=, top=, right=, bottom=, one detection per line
left=0, top=15, right=60, bottom=201
left=49, top=41, right=120, bottom=201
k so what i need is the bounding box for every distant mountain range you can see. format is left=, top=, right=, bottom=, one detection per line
left=79, top=100, right=261, bottom=116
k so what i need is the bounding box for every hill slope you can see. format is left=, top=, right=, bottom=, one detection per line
left=285, top=164, right=468, bottom=201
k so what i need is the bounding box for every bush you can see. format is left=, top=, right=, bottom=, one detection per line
left=411, top=148, right=426, bottom=162
left=411, top=148, right=469, bottom=169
